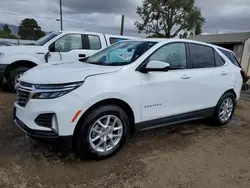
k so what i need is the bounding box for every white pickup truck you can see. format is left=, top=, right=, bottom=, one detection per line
left=0, top=31, right=137, bottom=90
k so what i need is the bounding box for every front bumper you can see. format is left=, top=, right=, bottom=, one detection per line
left=13, top=91, right=85, bottom=139
left=14, top=116, right=72, bottom=147
left=0, top=64, right=8, bottom=84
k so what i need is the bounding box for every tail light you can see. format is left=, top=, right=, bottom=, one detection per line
left=241, top=69, right=247, bottom=77
left=240, top=69, right=246, bottom=78
left=241, top=69, right=249, bottom=83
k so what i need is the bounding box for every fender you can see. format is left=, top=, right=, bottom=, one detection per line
left=4, top=53, right=45, bottom=66
left=75, top=92, right=140, bottom=124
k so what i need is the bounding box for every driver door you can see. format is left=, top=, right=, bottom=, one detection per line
left=139, top=42, right=196, bottom=122
left=48, top=34, right=87, bottom=63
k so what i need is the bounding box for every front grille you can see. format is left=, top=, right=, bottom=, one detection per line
left=17, top=89, right=30, bottom=107
left=19, top=81, right=33, bottom=88
left=16, top=81, right=33, bottom=107
left=35, top=113, right=54, bottom=128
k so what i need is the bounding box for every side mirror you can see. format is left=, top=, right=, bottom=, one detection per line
left=49, top=42, right=56, bottom=52
left=140, top=60, right=170, bottom=73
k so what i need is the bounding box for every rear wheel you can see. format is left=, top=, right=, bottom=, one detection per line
left=7, top=67, right=30, bottom=91
left=75, top=105, right=130, bottom=160
left=212, top=92, right=236, bottom=126
left=242, top=83, right=248, bottom=91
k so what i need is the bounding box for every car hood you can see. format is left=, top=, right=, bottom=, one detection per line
left=20, top=61, right=123, bottom=84
left=0, top=45, right=44, bottom=55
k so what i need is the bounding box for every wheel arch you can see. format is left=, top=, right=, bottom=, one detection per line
left=222, top=88, right=237, bottom=99
left=4, top=60, right=37, bottom=78
left=72, top=98, right=136, bottom=147
left=215, top=88, right=237, bottom=109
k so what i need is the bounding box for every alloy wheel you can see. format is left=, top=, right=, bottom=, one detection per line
left=219, top=98, right=234, bottom=122
left=88, top=115, right=123, bottom=154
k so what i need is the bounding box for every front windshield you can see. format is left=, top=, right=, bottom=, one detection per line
left=84, top=41, right=157, bottom=66
left=34, top=32, right=61, bottom=46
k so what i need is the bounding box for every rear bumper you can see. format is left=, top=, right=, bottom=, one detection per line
left=0, top=64, right=8, bottom=84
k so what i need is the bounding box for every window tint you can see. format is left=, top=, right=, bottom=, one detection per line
left=85, top=41, right=156, bottom=66
left=55, top=34, right=82, bottom=52
left=109, top=37, right=128, bottom=44
left=219, top=49, right=240, bottom=67
left=230, top=53, right=240, bottom=67
left=88, top=35, right=101, bottom=50
left=149, top=43, right=186, bottom=70
left=214, top=51, right=225, bottom=67
left=190, top=43, right=215, bottom=68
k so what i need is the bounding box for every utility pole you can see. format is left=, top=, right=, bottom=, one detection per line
left=120, top=15, right=124, bottom=35
left=59, top=0, right=63, bottom=31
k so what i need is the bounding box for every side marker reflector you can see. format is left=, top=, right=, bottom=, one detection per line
left=72, top=110, right=82, bottom=123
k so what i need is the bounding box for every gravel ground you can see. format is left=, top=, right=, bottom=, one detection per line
left=1, top=85, right=250, bottom=188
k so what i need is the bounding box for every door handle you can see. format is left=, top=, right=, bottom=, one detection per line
left=221, top=71, right=228, bottom=75
left=181, top=75, right=191, bottom=79
left=79, top=54, right=86, bottom=58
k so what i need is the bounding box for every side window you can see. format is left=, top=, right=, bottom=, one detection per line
left=88, top=35, right=101, bottom=50
left=214, top=51, right=225, bottom=67
left=149, top=43, right=187, bottom=70
left=190, top=43, right=215, bottom=68
left=109, top=37, right=128, bottom=44
left=54, top=34, right=82, bottom=52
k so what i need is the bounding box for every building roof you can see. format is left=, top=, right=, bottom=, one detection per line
left=188, top=32, right=250, bottom=44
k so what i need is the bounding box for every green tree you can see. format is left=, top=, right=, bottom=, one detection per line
left=3, top=24, right=11, bottom=35
left=135, top=0, right=205, bottom=38
left=179, top=31, right=189, bottom=38
left=18, top=18, right=45, bottom=40
left=0, top=24, right=17, bottom=39
left=194, top=23, right=202, bottom=35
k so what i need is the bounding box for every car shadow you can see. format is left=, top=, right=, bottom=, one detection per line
left=14, top=119, right=216, bottom=162
left=0, top=80, right=12, bottom=93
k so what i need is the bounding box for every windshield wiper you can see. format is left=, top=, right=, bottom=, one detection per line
left=85, top=62, right=130, bottom=66
left=85, top=62, right=106, bottom=65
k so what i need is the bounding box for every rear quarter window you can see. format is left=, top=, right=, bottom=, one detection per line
left=219, top=49, right=240, bottom=67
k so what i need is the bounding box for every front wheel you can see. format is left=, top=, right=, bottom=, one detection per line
left=75, top=105, right=130, bottom=160
left=7, top=67, right=30, bottom=92
left=212, top=92, right=236, bottom=126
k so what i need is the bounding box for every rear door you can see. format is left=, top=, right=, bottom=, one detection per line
left=186, top=43, right=232, bottom=109
left=83, top=34, right=105, bottom=58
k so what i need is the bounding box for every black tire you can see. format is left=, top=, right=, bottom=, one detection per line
left=211, top=92, right=236, bottom=126
left=7, top=67, right=30, bottom=92
left=75, top=105, right=130, bottom=160
left=242, top=84, right=248, bottom=91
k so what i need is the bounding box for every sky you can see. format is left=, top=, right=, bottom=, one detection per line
left=0, top=0, right=250, bottom=37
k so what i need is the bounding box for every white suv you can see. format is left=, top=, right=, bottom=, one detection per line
left=14, top=39, right=243, bottom=159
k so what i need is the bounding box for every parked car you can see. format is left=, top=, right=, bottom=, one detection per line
left=0, top=41, right=16, bottom=46
left=217, top=47, right=249, bottom=90
left=0, top=31, right=138, bottom=90
left=14, top=39, right=243, bottom=159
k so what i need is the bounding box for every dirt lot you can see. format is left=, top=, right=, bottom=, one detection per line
left=1, top=86, right=250, bottom=188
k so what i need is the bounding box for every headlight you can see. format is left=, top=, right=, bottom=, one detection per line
left=32, top=81, right=83, bottom=99
left=0, top=53, right=4, bottom=59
